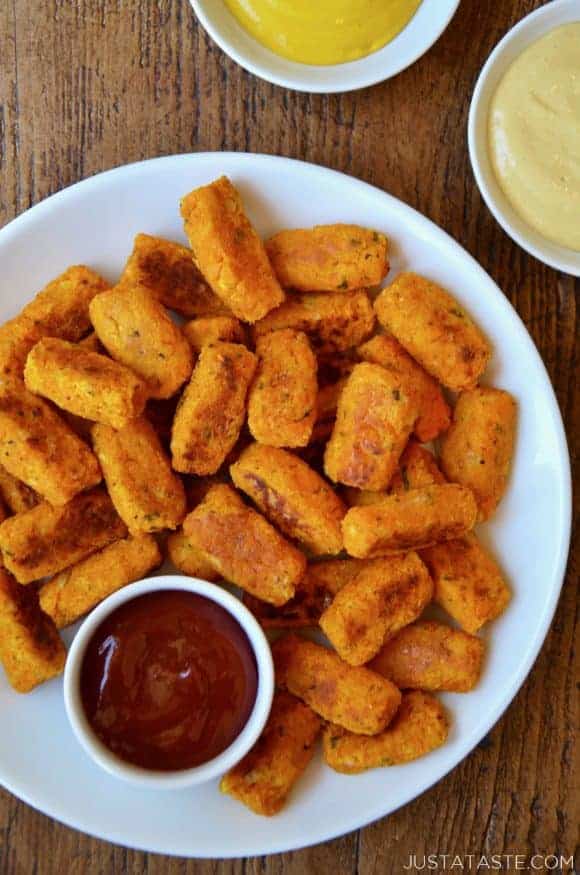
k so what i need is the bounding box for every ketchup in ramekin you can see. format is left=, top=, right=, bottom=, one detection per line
left=79, top=590, right=258, bottom=771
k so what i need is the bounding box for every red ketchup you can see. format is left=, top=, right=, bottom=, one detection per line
left=80, top=590, right=258, bottom=771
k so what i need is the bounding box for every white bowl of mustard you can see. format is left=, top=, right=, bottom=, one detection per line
left=190, top=0, right=461, bottom=94
left=468, top=0, right=580, bottom=277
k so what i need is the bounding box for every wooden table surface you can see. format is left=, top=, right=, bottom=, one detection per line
left=0, top=1, right=578, bottom=872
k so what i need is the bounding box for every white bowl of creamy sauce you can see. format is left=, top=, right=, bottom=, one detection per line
left=468, top=0, right=580, bottom=276
left=190, top=0, right=460, bottom=93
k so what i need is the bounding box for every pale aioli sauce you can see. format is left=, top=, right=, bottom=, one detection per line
left=488, top=23, right=580, bottom=251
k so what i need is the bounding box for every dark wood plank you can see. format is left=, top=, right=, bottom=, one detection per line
left=0, top=2, right=19, bottom=224
left=0, top=0, right=577, bottom=872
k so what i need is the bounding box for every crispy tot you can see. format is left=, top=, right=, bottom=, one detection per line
left=273, top=634, right=401, bottom=735
left=93, top=418, right=186, bottom=535
left=171, top=342, right=257, bottom=475
left=0, top=317, right=44, bottom=378
left=358, top=334, right=451, bottom=442
left=166, top=529, right=220, bottom=581
left=183, top=485, right=306, bottom=606
left=324, top=362, right=418, bottom=491
left=24, top=338, right=148, bottom=429
left=231, top=444, right=346, bottom=555
left=323, top=691, right=449, bottom=773
left=0, top=464, right=38, bottom=514
left=248, top=329, right=317, bottom=448
left=243, top=557, right=367, bottom=628
left=180, top=176, right=284, bottom=322
left=182, top=315, right=245, bottom=352
left=374, top=273, right=491, bottom=391
left=439, top=387, right=517, bottom=520
left=319, top=553, right=434, bottom=665
left=0, top=377, right=101, bottom=506
left=89, top=285, right=193, bottom=399
left=265, top=224, right=389, bottom=292
left=369, top=620, right=485, bottom=692
left=119, top=233, right=227, bottom=318
left=21, top=265, right=110, bottom=340
left=0, top=567, right=66, bottom=693
left=0, top=490, right=127, bottom=584
left=220, top=691, right=321, bottom=816
left=253, top=290, right=375, bottom=356
left=0, top=265, right=110, bottom=378
left=39, top=535, right=162, bottom=628
left=421, top=534, right=511, bottom=633
left=342, top=484, right=477, bottom=558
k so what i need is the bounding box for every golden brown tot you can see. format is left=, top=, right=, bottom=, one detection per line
left=39, top=535, right=162, bottom=628
left=323, top=691, right=449, bottom=773
left=0, top=265, right=109, bottom=378
left=230, top=443, right=346, bottom=555
left=24, top=338, right=147, bottom=429
left=265, top=224, right=389, bottom=292
left=369, top=620, right=485, bottom=693
left=171, top=342, right=257, bottom=475
left=374, top=273, right=491, bottom=391
left=89, top=284, right=193, bottom=399
left=119, top=233, right=227, bottom=317
left=21, top=265, right=110, bottom=339
left=92, top=418, right=186, bottom=535
left=183, top=485, right=306, bottom=606
left=0, top=378, right=101, bottom=506
left=319, top=553, right=434, bottom=665
left=220, top=692, right=321, bottom=816
left=273, top=634, right=401, bottom=735
left=358, top=334, right=451, bottom=442
left=439, top=387, right=517, bottom=520
left=253, top=290, right=375, bottom=355
left=180, top=176, right=285, bottom=322
left=421, top=534, right=511, bottom=633
left=324, top=362, right=418, bottom=491
left=0, top=490, right=127, bottom=584
left=166, top=530, right=220, bottom=582
left=342, top=484, right=477, bottom=558
left=0, top=568, right=66, bottom=693
left=248, top=329, right=317, bottom=448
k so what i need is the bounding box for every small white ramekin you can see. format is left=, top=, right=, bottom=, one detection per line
left=190, top=0, right=460, bottom=94
left=64, top=575, right=274, bottom=789
left=468, top=0, right=580, bottom=277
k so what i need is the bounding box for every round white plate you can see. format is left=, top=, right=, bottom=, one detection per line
left=190, top=0, right=461, bottom=93
left=0, top=153, right=571, bottom=858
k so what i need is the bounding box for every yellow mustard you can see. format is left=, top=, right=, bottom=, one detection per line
left=224, top=0, right=423, bottom=66
left=489, top=23, right=580, bottom=252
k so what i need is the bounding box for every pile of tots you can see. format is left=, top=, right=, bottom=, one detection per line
left=0, top=175, right=516, bottom=815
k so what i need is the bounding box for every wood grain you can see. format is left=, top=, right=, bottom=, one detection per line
left=0, top=0, right=578, bottom=872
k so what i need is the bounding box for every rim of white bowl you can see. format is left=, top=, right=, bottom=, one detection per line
left=63, top=575, right=274, bottom=790
left=190, top=0, right=461, bottom=93
left=468, top=0, right=580, bottom=277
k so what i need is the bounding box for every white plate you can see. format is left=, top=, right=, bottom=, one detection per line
left=468, top=0, right=580, bottom=276
left=0, top=153, right=571, bottom=858
left=190, top=0, right=461, bottom=93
